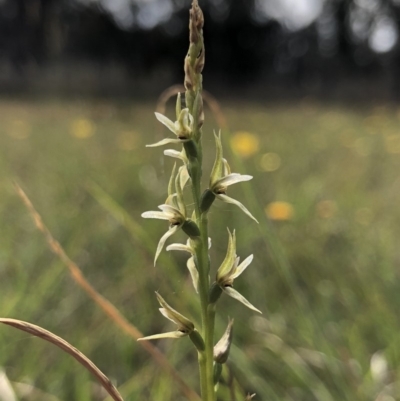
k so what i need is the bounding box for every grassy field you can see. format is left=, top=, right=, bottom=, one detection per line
left=1, top=97, right=400, bottom=401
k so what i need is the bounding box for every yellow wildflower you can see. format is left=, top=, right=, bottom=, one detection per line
left=230, top=131, right=259, bottom=158
left=70, top=118, right=95, bottom=139
left=265, top=201, right=294, bottom=221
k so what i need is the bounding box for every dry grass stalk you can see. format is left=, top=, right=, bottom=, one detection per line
left=0, top=318, right=124, bottom=401
left=13, top=182, right=201, bottom=401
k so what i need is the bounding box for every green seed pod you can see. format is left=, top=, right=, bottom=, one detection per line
left=209, top=282, right=223, bottom=304
left=183, top=139, right=198, bottom=160
left=182, top=219, right=201, bottom=238
left=213, top=362, right=223, bottom=385
left=189, top=329, right=205, bottom=352
left=200, top=189, right=216, bottom=214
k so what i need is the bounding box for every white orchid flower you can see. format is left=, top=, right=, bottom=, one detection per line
left=209, top=132, right=258, bottom=223
left=216, top=229, right=261, bottom=313
left=147, top=94, right=194, bottom=148
left=142, top=204, right=186, bottom=266
left=167, top=237, right=211, bottom=293
left=138, top=292, right=195, bottom=341
left=142, top=165, right=197, bottom=265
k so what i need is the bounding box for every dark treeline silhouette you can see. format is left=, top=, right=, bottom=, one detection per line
left=0, top=0, right=399, bottom=100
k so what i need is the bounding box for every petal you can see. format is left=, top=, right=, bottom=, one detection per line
left=216, top=194, right=259, bottom=223
left=154, top=225, right=179, bottom=265
left=165, top=194, right=179, bottom=209
left=146, top=138, right=183, bottom=147
left=175, top=167, right=187, bottom=216
left=187, top=256, right=199, bottom=293
left=209, top=131, right=224, bottom=187
left=158, top=204, right=185, bottom=220
left=164, top=149, right=188, bottom=163
left=154, top=112, right=178, bottom=135
left=159, top=308, right=177, bottom=324
left=137, top=331, right=187, bottom=341
left=166, top=243, right=193, bottom=253
left=214, top=173, right=253, bottom=189
left=168, top=163, right=177, bottom=198
left=213, top=318, right=234, bottom=363
left=177, top=109, right=193, bottom=137
left=180, top=165, right=190, bottom=189
left=222, top=286, right=262, bottom=314
left=222, top=158, right=231, bottom=177
left=158, top=204, right=181, bottom=214
left=156, top=292, right=194, bottom=332
left=175, top=92, right=182, bottom=119
left=141, top=211, right=169, bottom=220
left=216, top=229, right=236, bottom=282
left=231, top=254, right=253, bottom=280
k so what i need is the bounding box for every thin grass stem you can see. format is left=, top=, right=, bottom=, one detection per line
left=13, top=181, right=201, bottom=401
left=0, top=318, right=124, bottom=401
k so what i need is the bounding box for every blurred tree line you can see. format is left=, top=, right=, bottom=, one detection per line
left=1, top=0, right=400, bottom=100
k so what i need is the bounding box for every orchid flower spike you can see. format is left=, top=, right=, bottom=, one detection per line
left=147, top=93, right=194, bottom=148
left=216, top=229, right=261, bottom=313
left=138, top=292, right=195, bottom=341
left=142, top=165, right=199, bottom=265
left=208, top=132, right=258, bottom=223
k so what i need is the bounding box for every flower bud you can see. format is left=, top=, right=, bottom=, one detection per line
left=177, top=108, right=193, bottom=139
left=213, top=319, right=234, bottom=364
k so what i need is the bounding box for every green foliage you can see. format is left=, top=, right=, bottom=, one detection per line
left=1, top=99, right=400, bottom=400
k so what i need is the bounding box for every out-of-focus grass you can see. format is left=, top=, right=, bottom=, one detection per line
left=1, top=98, right=400, bottom=400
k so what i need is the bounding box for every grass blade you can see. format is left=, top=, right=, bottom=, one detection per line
left=13, top=181, right=201, bottom=401
left=0, top=318, right=124, bottom=401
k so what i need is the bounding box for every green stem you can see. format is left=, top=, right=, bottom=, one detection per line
left=205, top=303, right=216, bottom=399
left=200, top=214, right=215, bottom=401
left=186, top=4, right=214, bottom=395
left=190, top=162, right=215, bottom=401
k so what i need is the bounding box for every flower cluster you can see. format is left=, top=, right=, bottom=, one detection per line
left=139, top=1, right=260, bottom=399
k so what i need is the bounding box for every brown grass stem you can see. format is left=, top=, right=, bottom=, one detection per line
left=0, top=318, right=124, bottom=401
left=13, top=181, right=201, bottom=401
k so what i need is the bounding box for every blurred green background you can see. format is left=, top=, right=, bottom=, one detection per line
left=1, top=97, right=400, bottom=400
